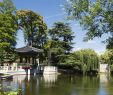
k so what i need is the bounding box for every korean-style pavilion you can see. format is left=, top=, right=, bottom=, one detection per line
left=16, top=46, right=43, bottom=66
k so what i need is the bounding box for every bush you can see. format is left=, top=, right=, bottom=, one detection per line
left=0, top=84, right=21, bottom=95
left=0, top=91, right=19, bottom=95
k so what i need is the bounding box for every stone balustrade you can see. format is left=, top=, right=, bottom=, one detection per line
left=43, top=66, right=58, bottom=74
left=99, top=64, right=109, bottom=73
left=0, top=66, right=23, bottom=72
left=0, top=66, right=30, bottom=75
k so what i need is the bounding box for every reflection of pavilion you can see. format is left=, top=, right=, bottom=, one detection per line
left=43, top=74, right=58, bottom=88
left=43, top=74, right=58, bottom=83
left=100, top=74, right=108, bottom=83
left=13, top=75, right=27, bottom=84
left=98, top=74, right=110, bottom=95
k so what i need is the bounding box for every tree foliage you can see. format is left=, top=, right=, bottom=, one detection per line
left=0, top=0, right=18, bottom=64
left=48, top=22, right=74, bottom=52
left=101, top=49, right=113, bottom=64
left=100, top=50, right=110, bottom=64
left=0, top=0, right=18, bottom=49
left=65, top=0, right=113, bottom=48
left=64, top=49, right=99, bottom=73
left=0, top=14, right=18, bottom=49
left=0, top=0, right=16, bottom=14
left=100, top=49, right=113, bottom=72
left=16, top=10, right=47, bottom=48
left=45, top=22, right=74, bottom=65
left=0, top=84, right=21, bottom=95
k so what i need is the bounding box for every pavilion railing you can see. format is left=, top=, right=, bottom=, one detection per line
left=0, top=66, right=23, bottom=72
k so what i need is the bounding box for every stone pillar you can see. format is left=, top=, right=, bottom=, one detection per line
left=20, top=57, right=23, bottom=63
left=32, top=57, right=34, bottom=65
left=25, top=57, right=27, bottom=63
left=28, top=57, right=30, bottom=63
left=28, top=69, right=30, bottom=75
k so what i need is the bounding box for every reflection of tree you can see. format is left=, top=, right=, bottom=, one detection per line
left=77, top=76, right=100, bottom=95
left=24, top=76, right=40, bottom=95
left=38, top=75, right=100, bottom=95
left=61, top=75, right=100, bottom=95
left=3, top=75, right=113, bottom=95
left=104, top=75, right=113, bottom=95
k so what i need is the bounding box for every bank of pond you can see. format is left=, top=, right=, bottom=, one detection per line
left=57, top=64, right=110, bottom=76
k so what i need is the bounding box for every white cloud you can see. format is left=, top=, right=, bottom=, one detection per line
left=66, top=0, right=70, bottom=2
left=61, top=7, right=65, bottom=11
left=59, top=4, right=64, bottom=10
left=59, top=4, right=64, bottom=7
left=87, top=40, right=96, bottom=44
left=72, top=46, right=81, bottom=52
left=76, top=47, right=81, bottom=51
left=44, top=13, right=65, bottom=19
left=74, top=23, right=79, bottom=26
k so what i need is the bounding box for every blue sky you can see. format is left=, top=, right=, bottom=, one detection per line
left=13, top=0, right=108, bottom=54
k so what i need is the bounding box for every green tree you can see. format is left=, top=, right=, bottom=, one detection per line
left=0, top=0, right=18, bottom=64
left=65, top=0, right=113, bottom=48
left=100, top=50, right=110, bottom=64
left=16, top=10, right=47, bottom=48
left=81, top=49, right=99, bottom=71
left=47, top=22, right=74, bottom=65
left=0, top=0, right=16, bottom=14
left=100, top=49, right=113, bottom=73
left=65, top=49, right=99, bottom=74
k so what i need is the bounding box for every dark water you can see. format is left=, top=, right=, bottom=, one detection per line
left=0, top=74, right=113, bottom=95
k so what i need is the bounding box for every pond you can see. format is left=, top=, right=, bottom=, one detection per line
left=0, top=74, right=113, bottom=95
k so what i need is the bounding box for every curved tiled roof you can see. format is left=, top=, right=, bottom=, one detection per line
left=16, top=46, right=43, bottom=54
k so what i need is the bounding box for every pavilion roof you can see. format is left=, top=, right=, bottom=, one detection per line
left=16, top=46, right=43, bottom=54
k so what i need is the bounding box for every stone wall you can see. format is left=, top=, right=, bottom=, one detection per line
left=99, top=64, right=108, bottom=73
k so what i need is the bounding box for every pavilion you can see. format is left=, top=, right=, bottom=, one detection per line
left=16, top=46, right=43, bottom=66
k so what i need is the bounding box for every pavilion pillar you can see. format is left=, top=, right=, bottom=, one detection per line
left=25, top=57, right=27, bottom=63
left=28, top=57, right=30, bottom=64
left=32, top=57, right=35, bottom=65
left=20, top=57, right=23, bottom=63
left=34, top=57, right=36, bottom=65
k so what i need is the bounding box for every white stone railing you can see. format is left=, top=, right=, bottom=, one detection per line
left=0, top=66, right=23, bottom=72
left=43, top=66, right=58, bottom=74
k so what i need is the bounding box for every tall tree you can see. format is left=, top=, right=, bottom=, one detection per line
left=0, top=0, right=18, bottom=63
left=0, top=0, right=17, bottom=49
left=49, top=22, right=74, bottom=53
left=16, top=10, right=47, bottom=48
left=47, top=22, right=74, bottom=64
left=65, top=0, right=113, bottom=48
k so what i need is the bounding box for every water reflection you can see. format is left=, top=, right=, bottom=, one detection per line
left=100, top=74, right=109, bottom=83
left=0, top=74, right=113, bottom=95
left=99, top=74, right=113, bottom=95
left=43, top=74, right=58, bottom=83
left=13, top=75, right=27, bottom=84
left=56, top=75, right=100, bottom=95
left=42, top=74, right=58, bottom=88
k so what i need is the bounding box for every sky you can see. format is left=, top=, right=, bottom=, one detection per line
left=13, top=0, right=108, bottom=54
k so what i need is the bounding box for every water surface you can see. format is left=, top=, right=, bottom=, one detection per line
left=0, top=74, right=113, bottom=95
